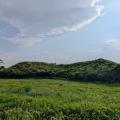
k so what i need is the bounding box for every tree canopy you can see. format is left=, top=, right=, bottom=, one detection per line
left=0, top=59, right=4, bottom=64
left=0, top=58, right=120, bottom=83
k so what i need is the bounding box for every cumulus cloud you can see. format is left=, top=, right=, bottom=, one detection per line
left=0, top=0, right=104, bottom=46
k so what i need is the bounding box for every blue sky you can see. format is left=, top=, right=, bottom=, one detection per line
left=0, top=0, right=120, bottom=66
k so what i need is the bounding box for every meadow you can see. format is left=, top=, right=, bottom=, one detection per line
left=0, top=79, right=119, bottom=120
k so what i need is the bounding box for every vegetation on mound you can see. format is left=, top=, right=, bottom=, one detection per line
left=0, top=58, right=120, bottom=83
left=0, top=79, right=119, bottom=120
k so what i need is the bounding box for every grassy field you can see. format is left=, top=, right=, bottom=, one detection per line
left=0, top=79, right=119, bottom=120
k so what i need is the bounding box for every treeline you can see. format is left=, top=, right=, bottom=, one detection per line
left=0, top=58, right=120, bottom=83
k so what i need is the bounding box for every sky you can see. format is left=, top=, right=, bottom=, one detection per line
left=0, top=0, right=120, bottom=66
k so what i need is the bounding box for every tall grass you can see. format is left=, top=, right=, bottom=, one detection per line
left=0, top=79, right=119, bottom=120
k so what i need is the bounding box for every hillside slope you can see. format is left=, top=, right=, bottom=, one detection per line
left=0, top=58, right=120, bottom=83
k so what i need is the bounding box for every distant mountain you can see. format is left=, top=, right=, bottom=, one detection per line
left=0, top=58, right=120, bottom=83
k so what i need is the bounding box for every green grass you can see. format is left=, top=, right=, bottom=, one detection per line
left=0, top=79, right=119, bottom=120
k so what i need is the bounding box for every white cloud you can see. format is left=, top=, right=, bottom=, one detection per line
left=105, top=39, right=120, bottom=50
left=8, top=34, right=42, bottom=46
left=0, top=50, right=15, bottom=66
left=0, top=0, right=104, bottom=46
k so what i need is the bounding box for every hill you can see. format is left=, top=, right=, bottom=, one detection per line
left=0, top=58, right=120, bottom=83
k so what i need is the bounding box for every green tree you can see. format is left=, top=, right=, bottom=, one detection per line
left=0, top=59, right=4, bottom=70
left=0, top=59, right=4, bottom=64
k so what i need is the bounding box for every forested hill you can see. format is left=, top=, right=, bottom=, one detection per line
left=0, top=58, right=120, bottom=83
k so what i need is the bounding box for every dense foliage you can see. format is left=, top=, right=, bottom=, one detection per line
left=0, top=79, right=119, bottom=120
left=0, top=58, right=120, bottom=83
